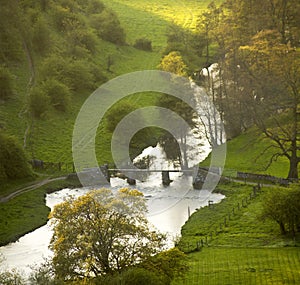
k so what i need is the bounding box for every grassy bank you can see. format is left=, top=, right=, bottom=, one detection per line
left=174, top=181, right=300, bottom=284
left=172, top=247, right=300, bottom=285
left=0, top=177, right=82, bottom=246
left=201, top=127, right=292, bottom=179
left=179, top=182, right=299, bottom=252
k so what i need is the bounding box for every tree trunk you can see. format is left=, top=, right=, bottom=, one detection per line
left=288, top=158, right=298, bottom=179
left=279, top=221, right=286, bottom=235
left=287, top=148, right=299, bottom=179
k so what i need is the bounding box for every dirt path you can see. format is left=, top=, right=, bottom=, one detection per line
left=0, top=176, right=66, bottom=203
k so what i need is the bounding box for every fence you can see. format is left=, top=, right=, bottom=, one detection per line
left=237, top=171, right=290, bottom=186
left=30, top=159, right=75, bottom=172
left=180, top=183, right=262, bottom=253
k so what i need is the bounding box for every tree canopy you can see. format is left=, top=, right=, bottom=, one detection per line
left=194, top=0, right=300, bottom=178
left=49, top=188, right=166, bottom=281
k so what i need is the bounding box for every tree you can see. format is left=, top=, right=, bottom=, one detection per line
left=159, top=51, right=187, bottom=77
left=49, top=188, right=165, bottom=281
left=158, top=52, right=198, bottom=168
left=142, top=247, right=189, bottom=284
left=0, top=268, right=25, bottom=285
left=262, top=186, right=300, bottom=236
left=42, top=79, right=70, bottom=112
left=29, top=86, right=50, bottom=118
left=196, top=0, right=300, bottom=176
left=0, top=66, right=14, bottom=101
left=104, top=100, right=155, bottom=160
left=0, top=132, right=33, bottom=181
left=90, top=9, right=126, bottom=45
left=238, top=31, right=300, bottom=179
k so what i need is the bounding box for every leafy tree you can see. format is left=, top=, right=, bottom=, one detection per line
left=0, top=0, right=24, bottom=62
left=32, top=16, right=52, bottom=55
left=238, top=31, right=300, bottom=179
left=165, top=23, right=205, bottom=69
left=104, top=101, right=155, bottom=159
left=0, top=268, right=26, bottom=285
left=158, top=53, right=198, bottom=167
left=40, top=56, right=96, bottom=93
left=86, top=0, right=105, bottom=14
left=142, top=247, right=189, bottom=284
left=0, top=66, right=14, bottom=100
left=159, top=51, right=187, bottom=77
left=196, top=0, right=300, bottom=175
left=0, top=132, right=33, bottom=181
left=90, top=10, right=126, bottom=45
left=49, top=188, right=165, bottom=281
left=42, top=79, right=70, bottom=112
left=29, top=86, right=50, bottom=118
left=63, top=60, right=95, bottom=92
left=262, top=186, right=300, bottom=235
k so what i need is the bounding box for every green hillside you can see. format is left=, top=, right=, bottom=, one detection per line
left=0, top=0, right=217, bottom=168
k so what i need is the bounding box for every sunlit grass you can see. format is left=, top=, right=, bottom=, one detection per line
left=172, top=247, right=300, bottom=285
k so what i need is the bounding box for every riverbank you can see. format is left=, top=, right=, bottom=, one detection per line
left=172, top=181, right=300, bottom=284
left=0, top=176, right=82, bottom=246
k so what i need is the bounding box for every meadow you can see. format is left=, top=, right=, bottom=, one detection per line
left=173, top=247, right=300, bottom=285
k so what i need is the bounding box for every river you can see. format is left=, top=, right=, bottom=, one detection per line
left=0, top=145, right=225, bottom=276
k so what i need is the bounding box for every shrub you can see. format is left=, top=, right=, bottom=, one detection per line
left=32, top=17, right=52, bottom=55
left=29, top=87, right=50, bottom=118
left=0, top=66, right=14, bottom=100
left=67, top=28, right=98, bottom=55
left=0, top=132, right=33, bottom=181
left=63, top=60, right=95, bottom=92
left=90, top=10, right=126, bottom=45
left=134, top=38, right=152, bottom=51
left=40, top=55, right=96, bottom=93
left=121, top=268, right=165, bottom=285
left=86, top=0, right=105, bottom=14
left=42, top=79, right=71, bottom=112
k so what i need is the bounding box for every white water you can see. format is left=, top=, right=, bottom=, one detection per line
left=0, top=145, right=224, bottom=276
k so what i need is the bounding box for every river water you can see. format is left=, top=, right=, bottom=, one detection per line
left=0, top=147, right=224, bottom=276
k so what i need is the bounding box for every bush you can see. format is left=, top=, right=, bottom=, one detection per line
left=69, top=29, right=97, bottom=54
left=121, top=268, right=165, bottom=285
left=32, top=17, right=52, bottom=55
left=29, top=87, right=50, bottom=118
left=40, top=56, right=95, bottom=93
left=0, top=132, right=33, bottom=181
left=63, top=60, right=95, bottom=92
left=86, top=0, right=105, bottom=14
left=0, top=66, right=14, bottom=100
left=134, top=38, right=152, bottom=51
left=42, top=79, right=71, bottom=112
left=90, top=10, right=126, bottom=45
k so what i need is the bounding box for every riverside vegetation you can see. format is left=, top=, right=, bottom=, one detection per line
left=1, top=0, right=300, bottom=284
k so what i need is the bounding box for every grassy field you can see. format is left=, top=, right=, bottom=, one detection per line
left=200, top=127, right=292, bottom=179
left=1, top=0, right=219, bottom=166
left=102, top=0, right=222, bottom=48
left=0, top=178, right=82, bottom=246
left=172, top=247, right=300, bottom=285
left=179, top=182, right=300, bottom=252
left=175, top=181, right=300, bottom=284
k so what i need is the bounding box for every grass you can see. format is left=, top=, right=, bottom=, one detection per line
left=172, top=247, right=300, bottom=285
left=179, top=182, right=300, bottom=253
left=201, top=127, right=292, bottom=179
left=0, top=177, right=82, bottom=246
left=1, top=0, right=224, bottom=165
left=0, top=187, right=49, bottom=246
left=174, top=181, right=300, bottom=284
